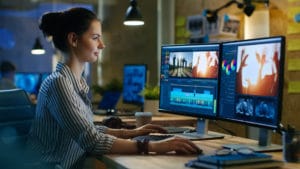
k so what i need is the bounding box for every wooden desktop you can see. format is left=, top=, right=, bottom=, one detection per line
left=96, top=134, right=299, bottom=169
left=93, top=112, right=198, bottom=127
left=93, top=113, right=299, bottom=169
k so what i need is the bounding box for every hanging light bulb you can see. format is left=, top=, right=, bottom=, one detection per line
left=124, top=0, right=144, bottom=26
left=31, top=37, right=45, bottom=55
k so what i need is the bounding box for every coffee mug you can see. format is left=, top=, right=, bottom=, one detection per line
left=135, top=112, right=152, bottom=127
left=282, top=130, right=300, bottom=162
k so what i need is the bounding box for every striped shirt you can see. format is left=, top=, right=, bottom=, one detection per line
left=28, top=62, right=116, bottom=169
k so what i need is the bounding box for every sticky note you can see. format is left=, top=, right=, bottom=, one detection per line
left=287, top=22, right=300, bottom=34
left=287, top=39, right=300, bottom=51
left=288, top=7, right=300, bottom=19
left=176, top=27, right=186, bottom=37
left=288, top=81, right=300, bottom=93
left=288, top=0, right=300, bottom=3
left=288, top=59, right=300, bottom=71
left=176, top=16, right=186, bottom=27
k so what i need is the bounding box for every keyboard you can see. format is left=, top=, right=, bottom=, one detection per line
left=132, top=134, right=174, bottom=141
left=163, top=126, right=193, bottom=134
left=114, top=111, right=135, bottom=116
left=93, top=109, right=135, bottom=116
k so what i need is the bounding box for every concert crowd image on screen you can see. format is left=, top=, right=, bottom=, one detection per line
left=168, top=51, right=219, bottom=79
left=236, top=43, right=281, bottom=97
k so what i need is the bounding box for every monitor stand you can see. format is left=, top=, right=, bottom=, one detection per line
left=222, top=128, right=282, bottom=152
left=177, top=118, right=224, bottom=140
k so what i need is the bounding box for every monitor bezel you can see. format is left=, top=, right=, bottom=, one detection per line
left=217, top=36, right=285, bottom=130
left=158, top=43, right=221, bottom=120
left=122, top=64, right=147, bottom=106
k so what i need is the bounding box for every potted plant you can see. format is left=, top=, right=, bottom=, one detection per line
left=92, top=78, right=123, bottom=96
left=141, top=85, right=160, bottom=115
left=142, top=85, right=160, bottom=100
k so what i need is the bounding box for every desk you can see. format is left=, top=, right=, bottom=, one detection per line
left=97, top=133, right=300, bottom=169
left=94, top=113, right=198, bottom=127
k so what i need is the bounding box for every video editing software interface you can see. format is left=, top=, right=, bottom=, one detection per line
left=122, top=64, right=147, bottom=106
left=159, top=44, right=220, bottom=119
left=218, top=36, right=285, bottom=130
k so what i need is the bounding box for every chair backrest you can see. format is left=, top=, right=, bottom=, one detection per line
left=0, top=89, right=44, bottom=169
left=0, top=89, right=35, bottom=147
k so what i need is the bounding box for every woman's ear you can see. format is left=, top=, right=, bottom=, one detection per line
left=67, top=32, right=78, bottom=48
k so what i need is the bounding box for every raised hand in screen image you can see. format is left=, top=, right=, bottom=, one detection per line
left=236, top=43, right=280, bottom=96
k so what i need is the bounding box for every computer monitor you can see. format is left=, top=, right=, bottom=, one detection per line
left=218, top=36, right=285, bottom=151
left=14, top=72, right=50, bottom=95
left=159, top=43, right=224, bottom=140
left=122, top=64, right=147, bottom=110
left=15, top=73, right=40, bottom=94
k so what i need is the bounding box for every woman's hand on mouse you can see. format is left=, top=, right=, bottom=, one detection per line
left=149, top=136, right=202, bottom=155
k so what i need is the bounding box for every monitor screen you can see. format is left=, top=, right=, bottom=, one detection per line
left=159, top=43, right=224, bottom=140
left=122, top=64, right=147, bottom=106
left=218, top=36, right=285, bottom=130
left=15, top=72, right=50, bottom=94
left=159, top=43, right=220, bottom=118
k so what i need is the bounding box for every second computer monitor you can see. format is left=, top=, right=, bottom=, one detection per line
left=122, top=64, right=147, bottom=107
left=219, top=36, right=285, bottom=151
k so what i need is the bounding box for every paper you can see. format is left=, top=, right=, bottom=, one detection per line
left=287, top=22, right=300, bottom=34
left=288, top=0, right=300, bottom=3
left=288, top=59, right=300, bottom=71
left=288, top=7, right=300, bottom=18
left=287, top=39, right=300, bottom=51
left=176, top=16, right=186, bottom=27
left=288, top=81, right=300, bottom=93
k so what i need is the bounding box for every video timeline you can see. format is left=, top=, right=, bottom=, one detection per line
left=169, top=85, right=216, bottom=111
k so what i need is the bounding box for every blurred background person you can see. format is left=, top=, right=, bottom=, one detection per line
left=0, top=60, right=16, bottom=90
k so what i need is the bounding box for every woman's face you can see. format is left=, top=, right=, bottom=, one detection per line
left=74, top=20, right=105, bottom=63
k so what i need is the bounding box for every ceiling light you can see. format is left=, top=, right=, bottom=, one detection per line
left=31, top=37, right=45, bottom=55
left=123, top=0, right=144, bottom=26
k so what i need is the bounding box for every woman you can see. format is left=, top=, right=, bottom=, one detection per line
left=28, top=7, right=201, bottom=169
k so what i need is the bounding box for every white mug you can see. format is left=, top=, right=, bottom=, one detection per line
left=135, top=112, right=152, bottom=127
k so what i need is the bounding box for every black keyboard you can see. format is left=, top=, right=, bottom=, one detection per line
left=132, top=134, right=174, bottom=141
left=115, top=112, right=135, bottom=116
left=163, top=126, right=193, bottom=134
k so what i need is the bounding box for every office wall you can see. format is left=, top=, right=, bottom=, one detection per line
left=91, top=0, right=158, bottom=88
left=175, top=0, right=300, bottom=144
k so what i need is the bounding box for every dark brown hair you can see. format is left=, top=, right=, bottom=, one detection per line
left=39, top=7, right=99, bottom=52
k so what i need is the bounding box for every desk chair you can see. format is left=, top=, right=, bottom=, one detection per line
left=0, top=89, right=37, bottom=168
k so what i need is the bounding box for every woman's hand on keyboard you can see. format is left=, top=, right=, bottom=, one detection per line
left=149, top=137, right=202, bottom=155
left=108, top=124, right=167, bottom=139
left=127, top=124, right=167, bottom=138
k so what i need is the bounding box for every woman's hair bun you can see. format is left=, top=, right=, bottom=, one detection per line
left=39, top=12, right=62, bottom=37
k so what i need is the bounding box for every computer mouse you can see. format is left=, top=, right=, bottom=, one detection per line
left=197, top=147, right=203, bottom=155
left=102, top=116, right=136, bottom=129
left=102, top=116, right=123, bottom=129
